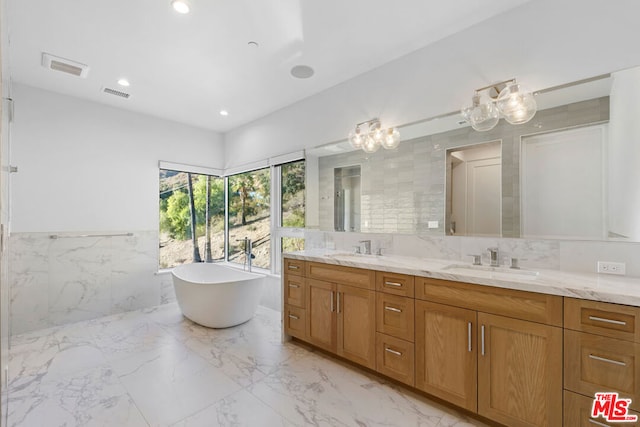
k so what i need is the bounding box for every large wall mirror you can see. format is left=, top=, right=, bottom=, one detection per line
left=306, top=64, right=640, bottom=242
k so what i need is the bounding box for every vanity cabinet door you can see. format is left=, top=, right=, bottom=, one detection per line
left=415, top=300, right=477, bottom=412
left=305, top=279, right=336, bottom=352
left=337, top=284, right=376, bottom=369
left=477, top=312, right=562, bottom=427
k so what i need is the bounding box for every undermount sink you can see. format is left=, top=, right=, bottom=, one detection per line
left=326, top=252, right=377, bottom=260
left=442, top=263, right=539, bottom=278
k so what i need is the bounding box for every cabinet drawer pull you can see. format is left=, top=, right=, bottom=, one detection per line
left=330, top=291, right=335, bottom=312
left=384, top=306, right=402, bottom=313
left=468, top=322, right=472, bottom=352
left=588, top=419, right=611, bottom=427
left=481, top=325, right=485, bottom=356
left=288, top=284, right=300, bottom=288
left=589, top=354, right=627, bottom=367
left=588, top=315, right=627, bottom=326
left=337, top=292, right=341, bottom=313
left=384, top=281, right=403, bottom=287
left=385, top=347, right=402, bottom=356
left=288, top=314, right=299, bottom=320
left=288, top=265, right=300, bottom=270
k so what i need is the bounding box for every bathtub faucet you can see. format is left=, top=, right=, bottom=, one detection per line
left=236, top=237, right=254, bottom=272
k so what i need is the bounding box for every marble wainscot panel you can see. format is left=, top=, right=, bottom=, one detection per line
left=287, top=246, right=640, bottom=307
left=9, top=231, right=162, bottom=335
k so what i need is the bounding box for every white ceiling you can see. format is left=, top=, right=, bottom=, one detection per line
left=6, top=0, right=530, bottom=132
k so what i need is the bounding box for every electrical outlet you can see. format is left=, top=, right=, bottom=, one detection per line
left=597, top=261, right=626, bottom=275
left=428, top=221, right=439, bottom=229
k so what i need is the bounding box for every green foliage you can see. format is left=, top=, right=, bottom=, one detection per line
left=282, top=161, right=305, bottom=228
left=164, top=191, right=190, bottom=239
left=159, top=172, right=225, bottom=241
left=228, top=169, right=270, bottom=226
left=282, top=162, right=305, bottom=197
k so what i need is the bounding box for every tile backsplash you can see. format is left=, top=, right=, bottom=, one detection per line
left=304, top=229, right=640, bottom=278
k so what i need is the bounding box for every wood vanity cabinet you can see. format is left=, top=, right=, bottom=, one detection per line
left=283, top=257, right=640, bottom=427
left=564, top=390, right=640, bottom=426
left=415, top=300, right=477, bottom=411
left=564, top=298, right=640, bottom=415
left=375, top=272, right=415, bottom=386
left=415, top=277, right=563, bottom=427
left=283, top=259, right=307, bottom=340
left=304, top=262, right=376, bottom=369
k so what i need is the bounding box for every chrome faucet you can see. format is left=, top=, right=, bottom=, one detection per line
left=236, top=237, right=253, bottom=272
left=487, top=247, right=499, bottom=267
left=359, top=240, right=372, bottom=255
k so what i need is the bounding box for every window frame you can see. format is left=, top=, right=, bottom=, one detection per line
left=158, top=153, right=305, bottom=276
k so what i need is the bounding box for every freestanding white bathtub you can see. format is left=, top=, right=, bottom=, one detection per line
left=171, top=263, right=265, bottom=328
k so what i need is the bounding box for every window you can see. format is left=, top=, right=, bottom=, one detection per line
left=159, top=155, right=305, bottom=274
left=281, top=160, right=306, bottom=228
left=159, top=170, right=224, bottom=268
left=227, top=167, right=271, bottom=269
left=280, top=160, right=306, bottom=254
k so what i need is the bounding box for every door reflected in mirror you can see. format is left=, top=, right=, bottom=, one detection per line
left=334, top=166, right=361, bottom=232
left=447, top=141, right=502, bottom=237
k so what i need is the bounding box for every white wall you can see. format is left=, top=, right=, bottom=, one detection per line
left=609, top=67, right=640, bottom=241
left=8, top=84, right=225, bottom=334
left=224, top=0, right=640, bottom=168
left=11, top=84, right=224, bottom=233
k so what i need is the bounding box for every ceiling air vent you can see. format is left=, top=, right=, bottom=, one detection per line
left=102, top=87, right=131, bottom=99
left=41, top=53, right=89, bottom=78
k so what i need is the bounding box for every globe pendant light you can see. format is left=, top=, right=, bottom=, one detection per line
left=348, top=118, right=400, bottom=153
left=496, top=83, right=537, bottom=124
left=461, top=79, right=537, bottom=131
left=461, top=93, right=499, bottom=132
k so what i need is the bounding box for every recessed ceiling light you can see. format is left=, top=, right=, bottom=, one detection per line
left=171, top=0, right=190, bottom=14
left=117, top=78, right=130, bottom=87
left=291, top=65, right=314, bottom=79
left=219, top=110, right=229, bottom=116
left=248, top=41, right=259, bottom=48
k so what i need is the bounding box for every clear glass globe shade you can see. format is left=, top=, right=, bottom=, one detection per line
left=362, top=135, right=380, bottom=153
left=381, top=128, right=400, bottom=149
left=372, top=126, right=384, bottom=143
left=349, top=130, right=363, bottom=149
left=461, top=102, right=499, bottom=132
left=496, top=84, right=537, bottom=124
left=171, top=0, right=190, bottom=14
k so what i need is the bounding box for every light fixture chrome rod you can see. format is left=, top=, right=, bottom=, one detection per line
left=355, top=118, right=380, bottom=128
left=474, top=78, right=516, bottom=95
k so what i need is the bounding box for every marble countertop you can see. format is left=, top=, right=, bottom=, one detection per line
left=284, top=249, right=640, bottom=307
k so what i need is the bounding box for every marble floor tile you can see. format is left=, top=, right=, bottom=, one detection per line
left=170, top=389, right=298, bottom=427
left=8, top=365, right=148, bottom=427
left=119, top=359, right=242, bottom=426
left=8, top=302, right=487, bottom=427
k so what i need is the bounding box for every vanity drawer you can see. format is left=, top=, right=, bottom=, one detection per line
left=415, top=277, right=563, bottom=327
left=565, top=298, right=640, bottom=343
left=564, top=390, right=640, bottom=427
left=375, top=271, right=415, bottom=297
left=306, top=262, right=375, bottom=290
left=565, top=329, right=640, bottom=411
left=284, top=275, right=305, bottom=308
left=376, top=293, right=414, bottom=342
left=284, top=305, right=306, bottom=339
left=376, top=333, right=415, bottom=386
left=283, top=258, right=305, bottom=276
